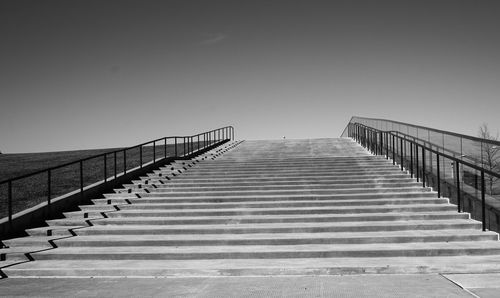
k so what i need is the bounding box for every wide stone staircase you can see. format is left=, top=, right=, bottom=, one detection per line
left=2, top=138, right=500, bottom=277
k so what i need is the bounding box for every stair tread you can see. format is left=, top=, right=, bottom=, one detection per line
left=49, top=230, right=497, bottom=242
left=29, top=241, right=500, bottom=255
left=73, top=219, right=480, bottom=229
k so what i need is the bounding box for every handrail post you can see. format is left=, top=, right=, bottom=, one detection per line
left=183, top=137, right=186, bottom=157
left=140, top=146, right=143, bottom=168
left=123, top=149, right=127, bottom=175
left=400, top=137, right=404, bottom=171
left=481, top=170, right=486, bottom=231
left=47, top=169, right=52, bottom=211
left=153, top=141, right=156, bottom=163
left=114, top=152, right=117, bottom=178
left=410, top=142, right=414, bottom=178
left=198, top=135, right=200, bottom=151
left=379, top=132, right=383, bottom=155
left=79, top=160, right=84, bottom=199
left=175, top=138, right=178, bottom=157
left=104, top=155, right=107, bottom=182
left=8, top=181, right=12, bottom=228
left=422, top=147, right=426, bottom=187
left=392, top=135, right=395, bottom=165
left=436, top=153, right=441, bottom=198
left=164, top=138, right=167, bottom=159
left=456, top=161, right=461, bottom=212
left=416, top=144, right=419, bottom=182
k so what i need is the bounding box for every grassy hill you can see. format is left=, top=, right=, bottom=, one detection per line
left=0, top=144, right=189, bottom=219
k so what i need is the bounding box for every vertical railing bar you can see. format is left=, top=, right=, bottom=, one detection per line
left=481, top=170, right=486, bottom=231
left=175, top=137, right=178, bottom=157
left=47, top=169, right=51, bottom=206
left=416, top=144, right=420, bottom=182
left=392, top=134, right=395, bottom=165
left=410, top=142, right=414, bottom=178
left=104, top=154, right=107, bottom=183
left=80, top=160, right=84, bottom=199
left=114, top=151, right=117, bottom=179
left=422, top=147, right=426, bottom=187
left=400, top=137, right=404, bottom=171
left=153, top=141, right=156, bottom=163
left=385, top=132, right=389, bottom=159
left=123, top=149, right=127, bottom=175
left=8, top=181, right=12, bottom=227
left=140, top=146, right=143, bottom=168
left=164, top=138, right=167, bottom=159
left=436, top=153, right=441, bottom=198
left=456, top=161, right=461, bottom=212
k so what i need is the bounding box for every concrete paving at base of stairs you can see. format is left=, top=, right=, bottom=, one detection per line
left=0, top=274, right=485, bottom=298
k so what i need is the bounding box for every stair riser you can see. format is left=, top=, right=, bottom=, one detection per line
left=95, top=206, right=457, bottom=218
left=117, top=200, right=448, bottom=210
left=75, top=223, right=482, bottom=235
left=70, top=213, right=471, bottom=225
left=9, top=263, right=500, bottom=277
left=118, top=183, right=423, bottom=192
left=96, top=192, right=438, bottom=203
left=71, top=202, right=450, bottom=218
left=53, top=235, right=497, bottom=247
left=159, top=170, right=407, bottom=178
left=131, top=178, right=416, bottom=187
left=78, top=199, right=448, bottom=213
left=67, top=214, right=470, bottom=226
left=30, top=248, right=500, bottom=261
left=132, top=188, right=430, bottom=197
left=90, top=195, right=439, bottom=207
left=156, top=165, right=400, bottom=173
left=140, top=174, right=413, bottom=184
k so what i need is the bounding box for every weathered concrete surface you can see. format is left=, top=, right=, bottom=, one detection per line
left=0, top=275, right=475, bottom=298
left=2, top=139, right=500, bottom=279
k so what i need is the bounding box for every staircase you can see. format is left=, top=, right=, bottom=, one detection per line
left=2, top=138, right=500, bottom=277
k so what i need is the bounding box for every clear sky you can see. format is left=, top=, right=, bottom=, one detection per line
left=1, top=0, right=500, bottom=153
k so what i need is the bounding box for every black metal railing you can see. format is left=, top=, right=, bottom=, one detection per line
left=0, top=126, right=234, bottom=226
left=346, top=122, right=500, bottom=231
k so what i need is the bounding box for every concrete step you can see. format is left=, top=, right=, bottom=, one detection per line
left=25, top=241, right=500, bottom=260
left=7, top=256, right=500, bottom=277
left=136, top=174, right=415, bottom=184
left=73, top=220, right=482, bottom=235
left=118, top=181, right=423, bottom=192
left=79, top=197, right=448, bottom=212
left=93, top=192, right=438, bottom=205
left=49, top=230, right=498, bottom=247
left=126, top=186, right=427, bottom=196
left=69, top=200, right=450, bottom=218
left=154, top=164, right=401, bottom=173
left=25, top=226, right=86, bottom=237
left=3, top=137, right=499, bottom=278
left=66, top=211, right=471, bottom=226
left=155, top=169, right=409, bottom=178
left=106, top=187, right=432, bottom=198
left=96, top=191, right=438, bottom=204
left=130, top=177, right=417, bottom=187
left=77, top=204, right=458, bottom=218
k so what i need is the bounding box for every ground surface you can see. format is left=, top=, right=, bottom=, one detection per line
left=1, top=274, right=497, bottom=298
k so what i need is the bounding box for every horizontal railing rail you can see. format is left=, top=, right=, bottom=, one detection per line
left=0, top=126, right=234, bottom=228
left=347, top=122, right=500, bottom=231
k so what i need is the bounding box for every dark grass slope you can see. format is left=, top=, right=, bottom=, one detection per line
left=0, top=143, right=196, bottom=219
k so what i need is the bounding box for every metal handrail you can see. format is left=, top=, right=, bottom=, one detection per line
left=1, top=126, right=234, bottom=225
left=347, top=122, right=500, bottom=231
left=342, top=116, right=500, bottom=146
